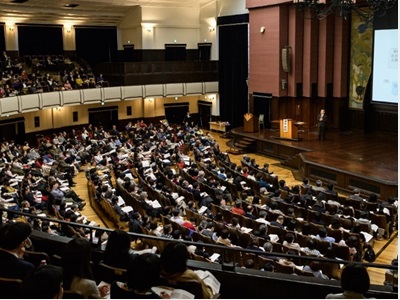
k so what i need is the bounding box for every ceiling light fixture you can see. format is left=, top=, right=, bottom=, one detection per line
left=293, top=0, right=397, bottom=20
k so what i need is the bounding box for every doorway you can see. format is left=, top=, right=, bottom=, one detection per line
left=253, top=93, right=272, bottom=128
left=198, top=100, right=212, bottom=129
left=88, top=106, right=119, bottom=131
left=164, top=102, right=189, bottom=125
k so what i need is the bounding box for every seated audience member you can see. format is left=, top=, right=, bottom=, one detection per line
left=0, top=222, right=35, bottom=279
left=20, top=265, right=64, bottom=299
left=103, top=229, right=133, bottom=269
left=326, top=263, right=371, bottom=299
left=303, top=261, right=330, bottom=280
left=111, top=253, right=164, bottom=299
left=301, top=238, right=322, bottom=257
left=62, top=238, right=109, bottom=298
left=315, top=227, right=335, bottom=244
left=160, top=242, right=214, bottom=298
left=282, top=233, right=301, bottom=251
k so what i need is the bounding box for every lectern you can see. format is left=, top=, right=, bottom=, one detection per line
left=244, top=113, right=258, bottom=133
left=279, top=119, right=297, bottom=139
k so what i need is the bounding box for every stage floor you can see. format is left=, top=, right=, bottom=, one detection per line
left=230, top=127, right=398, bottom=196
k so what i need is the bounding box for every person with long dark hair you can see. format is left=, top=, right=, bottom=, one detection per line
left=160, top=242, right=213, bottom=298
left=62, top=238, right=109, bottom=298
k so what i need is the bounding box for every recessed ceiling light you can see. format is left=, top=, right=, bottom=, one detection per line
left=11, top=0, right=29, bottom=3
left=64, top=4, right=79, bottom=8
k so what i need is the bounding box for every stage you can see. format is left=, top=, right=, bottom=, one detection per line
left=230, top=127, right=398, bottom=200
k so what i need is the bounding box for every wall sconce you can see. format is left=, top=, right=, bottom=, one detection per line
left=146, top=27, right=152, bottom=32
left=65, top=25, right=72, bottom=33
left=7, top=24, right=14, bottom=31
left=281, top=79, right=287, bottom=90
left=147, top=98, right=154, bottom=103
left=174, top=97, right=178, bottom=100
left=260, top=26, right=265, bottom=33
left=209, top=27, right=216, bottom=32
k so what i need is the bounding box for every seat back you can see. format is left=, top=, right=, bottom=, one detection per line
left=0, top=277, right=22, bottom=299
left=274, top=261, right=295, bottom=275
left=96, top=261, right=127, bottom=284
left=23, top=250, right=50, bottom=267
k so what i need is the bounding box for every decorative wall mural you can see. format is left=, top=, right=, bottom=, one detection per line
left=349, top=10, right=373, bottom=109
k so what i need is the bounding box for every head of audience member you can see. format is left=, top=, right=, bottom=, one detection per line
left=61, top=238, right=94, bottom=291
left=20, top=265, right=64, bottom=299
left=160, top=241, right=189, bottom=275
left=0, top=222, right=32, bottom=258
left=327, top=182, right=335, bottom=191
left=368, top=193, right=378, bottom=203
left=103, top=229, right=131, bottom=268
left=339, top=263, right=370, bottom=296
left=284, top=233, right=295, bottom=244
left=125, top=253, right=161, bottom=293
left=302, top=222, right=311, bottom=236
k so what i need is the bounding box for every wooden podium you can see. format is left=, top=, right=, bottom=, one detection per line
left=244, top=113, right=258, bottom=133
left=279, top=119, right=297, bottom=139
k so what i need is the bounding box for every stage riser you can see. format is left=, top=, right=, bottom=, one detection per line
left=302, top=161, right=397, bottom=200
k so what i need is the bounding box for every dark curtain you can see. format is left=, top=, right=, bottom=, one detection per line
left=88, top=106, right=119, bottom=130
left=218, top=16, right=249, bottom=129
left=18, top=25, right=63, bottom=55
left=0, top=24, right=5, bottom=53
left=164, top=103, right=189, bottom=125
left=75, top=27, right=118, bottom=67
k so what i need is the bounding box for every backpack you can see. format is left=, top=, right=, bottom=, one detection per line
left=363, top=248, right=376, bottom=262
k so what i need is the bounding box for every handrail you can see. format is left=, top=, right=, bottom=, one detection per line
left=0, top=207, right=396, bottom=272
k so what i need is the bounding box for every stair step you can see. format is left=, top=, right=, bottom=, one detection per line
left=235, top=143, right=248, bottom=148
left=227, top=148, right=244, bottom=154
left=242, top=137, right=255, bottom=142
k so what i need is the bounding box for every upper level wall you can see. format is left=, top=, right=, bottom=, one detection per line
left=247, top=1, right=350, bottom=98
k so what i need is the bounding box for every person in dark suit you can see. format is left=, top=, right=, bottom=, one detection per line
left=0, top=222, right=35, bottom=279
left=317, top=109, right=328, bottom=141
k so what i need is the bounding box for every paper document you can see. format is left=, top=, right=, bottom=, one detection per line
left=152, top=286, right=194, bottom=299
left=194, top=270, right=221, bottom=295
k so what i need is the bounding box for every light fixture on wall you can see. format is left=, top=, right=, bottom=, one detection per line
left=147, top=98, right=154, bottom=103
left=293, top=0, right=397, bottom=20
left=209, top=26, right=216, bottom=32
left=260, top=26, right=265, bottom=33
left=146, top=27, right=152, bottom=32
left=7, top=23, right=15, bottom=31
left=65, top=24, right=72, bottom=33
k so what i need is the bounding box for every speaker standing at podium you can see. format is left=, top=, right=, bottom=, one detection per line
left=317, top=109, right=327, bottom=141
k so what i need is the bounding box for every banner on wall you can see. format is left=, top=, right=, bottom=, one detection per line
left=348, top=10, right=373, bottom=109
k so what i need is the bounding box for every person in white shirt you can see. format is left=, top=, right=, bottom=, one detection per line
left=171, top=208, right=184, bottom=225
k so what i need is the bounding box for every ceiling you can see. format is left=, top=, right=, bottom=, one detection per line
left=0, top=0, right=215, bottom=26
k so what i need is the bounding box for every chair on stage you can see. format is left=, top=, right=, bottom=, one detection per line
left=259, top=114, right=265, bottom=130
